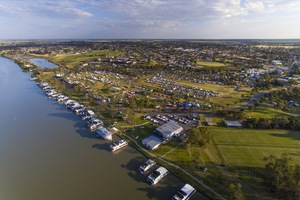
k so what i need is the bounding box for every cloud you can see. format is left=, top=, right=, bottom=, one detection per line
left=0, top=0, right=92, bottom=18
left=0, top=0, right=300, bottom=39
left=32, top=0, right=92, bottom=17
left=79, top=0, right=265, bottom=20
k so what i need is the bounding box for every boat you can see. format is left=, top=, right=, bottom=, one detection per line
left=139, top=159, right=156, bottom=174
left=95, top=127, right=112, bottom=141
left=88, top=118, right=103, bottom=130
left=64, top=99, right=76, bottom=106
left=38, top=82, right=49, bottom=88
left=147, top=166, right=169, bottom=185
left=82, top=110, right=95, bottom=120
left=109, top=139, right=128, bottom=152
left=46, top=89, right=57, bottom=97
left=66, top=101, right=79, bottom=109
left=172, top=184, right=196, bottom=200
left=57, top=96, right=69, bottom=103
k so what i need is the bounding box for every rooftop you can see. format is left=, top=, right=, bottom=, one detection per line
left=156, top=120, right=183, bottom=138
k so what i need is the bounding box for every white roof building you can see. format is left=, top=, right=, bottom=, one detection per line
left=142, top=135, right=163, bottom=150
left=224, top=121, right=242, bottom=128
left=156, top=121, right=183, bottom=139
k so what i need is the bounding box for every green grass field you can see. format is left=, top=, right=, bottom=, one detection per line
left=46, top=50, right=125, bottom=68
left=197, top=61, right=228, bottom=68
left=244, top=106, right=297, bottom=118
left=211, top=127, right=300, bottom=167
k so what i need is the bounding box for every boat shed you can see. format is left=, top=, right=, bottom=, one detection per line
left=224, top=121, right=242, bottom=128
left=155, top=121, right=183, bottom=139
left=142, top=135, right=163, bottom=150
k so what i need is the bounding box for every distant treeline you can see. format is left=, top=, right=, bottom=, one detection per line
left=243, top=117, right=300, bottom=130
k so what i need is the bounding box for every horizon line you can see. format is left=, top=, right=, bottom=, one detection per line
left=1, top=38, right=300, bottom=41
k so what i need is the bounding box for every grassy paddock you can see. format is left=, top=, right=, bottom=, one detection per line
left=244, top=106, right=297, bottom=118
left=211, top=127, right=300, bottom=167
left=196, top=61, right=228, bottom=68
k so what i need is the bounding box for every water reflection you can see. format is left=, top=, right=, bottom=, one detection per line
left=29, top=58, right=59, bottom=69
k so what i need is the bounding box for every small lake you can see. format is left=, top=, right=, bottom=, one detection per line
left=28, top=58, right=59, bottom=69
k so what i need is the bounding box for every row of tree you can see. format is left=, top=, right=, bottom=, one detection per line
left=243, top=116, right=300, bottom=130
left=186, top=127, right=210, bottom=147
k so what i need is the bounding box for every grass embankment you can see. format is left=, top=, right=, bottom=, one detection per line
left=42, top=50, right=125, bottom=68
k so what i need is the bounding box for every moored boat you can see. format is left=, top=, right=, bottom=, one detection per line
left=139, top=159, right=156, bottom=174
left=82, top=110, right=95, bottom=120
left=95, top=127, right=112, bottom=141
left=147, top=166, right=169, bottom=185
left=109, top=139, right=128, bottom=152
left=88, top=118, right=103, bottom=131
left=172, top=184, right=196, bottom=200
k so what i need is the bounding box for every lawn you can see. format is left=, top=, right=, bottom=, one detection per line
left=211, top=127, right=300, bottom=167
left=196, top=61, right=228, bottom=68
left=124, top=124, right=157, bottom=143
left=244, top=106, right=297, bottom=118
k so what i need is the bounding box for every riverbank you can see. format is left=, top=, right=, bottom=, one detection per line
left=0, top=56, right=211, bottom=200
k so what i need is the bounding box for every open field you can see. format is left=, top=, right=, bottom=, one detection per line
left=211, top=127, right=300, bottom=167
left=45, top=50, right=125, bottom=68
left=178, top=80, right=251, bottom=106
left=196, top=61, right=228, bottom=68
left=244, top=106, right=297, bottom=118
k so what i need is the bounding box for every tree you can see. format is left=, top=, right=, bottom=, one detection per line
left=128, top=97, right=137, bottom=110
left=185, top=142, right=192, bottom=157
left=263, top=155, right=300, bottom=199
left=187, top=127, right=210, bottom=147
left=125, top=108, right=134, bottom=124
left=289, top=79, right=297, bottom=85
left=228, top=182, right=245, bottom=200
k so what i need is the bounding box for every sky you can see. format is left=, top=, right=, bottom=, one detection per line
left=0, top=0, right=299, bottom=39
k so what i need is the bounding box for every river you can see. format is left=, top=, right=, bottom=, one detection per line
left=0, top=56, right=207, bottom=200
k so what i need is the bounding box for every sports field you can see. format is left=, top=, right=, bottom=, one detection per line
left=211, top=127, right=300, bottom=167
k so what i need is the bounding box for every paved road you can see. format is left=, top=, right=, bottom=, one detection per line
left=238, top=91, right=269, bottom=109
